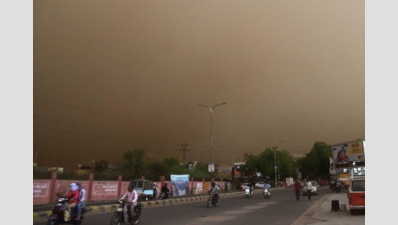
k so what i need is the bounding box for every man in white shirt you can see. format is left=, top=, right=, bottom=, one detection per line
left=119, top=185, right=138, bottom=222
left=306, top=180, right=313, bottom=200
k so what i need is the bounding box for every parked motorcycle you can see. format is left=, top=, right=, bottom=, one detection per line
left=245, top=187, right=252, bottom=198
left=263, top=188, right=271, bottom=199
left=206, top=192, right=219, bottom=208
left=110, top=200, right=143, bottom=225
left=47, top=195, right=85, bottom=225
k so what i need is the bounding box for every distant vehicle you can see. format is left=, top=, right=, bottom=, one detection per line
left=348, top=176, right=365, bottom=215
left=129, top=179, right=156, bottom=201
left=302, top=181, right=319, bottom=195
left=255, top=182, right=265, bottom=188
left=240, top=183, right=249, bottom=190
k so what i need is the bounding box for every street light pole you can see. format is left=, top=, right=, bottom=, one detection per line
left=270, top=140, right=284, bottom=187
left=198, top=102, right=226, bottom=168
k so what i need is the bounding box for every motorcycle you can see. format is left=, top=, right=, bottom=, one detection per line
left=263, top=188, right=271, bottom=199
left=159, top=192, right=168, bottom=200
left=206, top=192, right=219, bottom=208
left=245, top=187, right=252, bottom=198
left=47, top=195, right=85, bottom=225
left=110, top=200, right=143, bottom=225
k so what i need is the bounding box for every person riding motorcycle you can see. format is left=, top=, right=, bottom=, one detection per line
left=75, top=182, right=86, bottom=220
left=265, top=182, right=271, bottom=190
left=161, top=183, right=170, bottom=199
left=247, top=181, right=253, bottom=196
left=119, top=185, right=138, bottom=223
left=209, top=182, right=219, bottom=202
left=65, top=183, right=79, bottom=221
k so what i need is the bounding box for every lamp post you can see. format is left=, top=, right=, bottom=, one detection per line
left=270, top=140, right=284, bottom=187
left=198, top=102, right=226, bottom=175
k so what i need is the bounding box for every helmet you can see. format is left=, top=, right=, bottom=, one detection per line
left=69, top=183, right=77, bottom=191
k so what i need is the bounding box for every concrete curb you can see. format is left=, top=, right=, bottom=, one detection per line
left=34, top=188, right=283, bottom=222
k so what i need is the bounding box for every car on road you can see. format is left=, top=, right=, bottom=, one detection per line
left=255, top=182, right=265, bottom=188
left=302, top=181, right=319, bottom=195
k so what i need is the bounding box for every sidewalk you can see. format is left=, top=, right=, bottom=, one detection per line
left=292, top=192, right=365, bottom=225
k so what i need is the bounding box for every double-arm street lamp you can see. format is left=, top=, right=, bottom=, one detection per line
left=270, top=140, right=284, bottom=187
left=198, top=102, right=226, bottom=166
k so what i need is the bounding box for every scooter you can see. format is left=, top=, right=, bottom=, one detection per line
left=206, top=192, right=219, bottom=208
left=245, top=187, right=252, bottom=198
left=264, top=188, right=271, bottom=199
left=110, top=200, right=144, bottom=225
left=47, top=195, right=86, bottom=225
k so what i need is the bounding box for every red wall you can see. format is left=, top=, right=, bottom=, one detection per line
left=33, top=180, right=52, bottom=205
left=90, top=181, right=119, bottom=201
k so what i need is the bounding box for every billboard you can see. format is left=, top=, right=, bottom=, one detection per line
left=170, top=175, right=190, bottom=196
left=332, top=140, right=365, bottom=164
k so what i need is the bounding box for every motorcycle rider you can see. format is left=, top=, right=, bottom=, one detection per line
left=119, top=185, right=138, bottom=223
left=265, top=181, right=271, bottom=190
left=75, top=182, right=86, bottom=220
left=66, top=183, right=79, bottom=221
left=209, top=182, right=219, bottom=202
left=247, top=181, right=253, bottom=196
left=161, top=183, right=170, bottom=199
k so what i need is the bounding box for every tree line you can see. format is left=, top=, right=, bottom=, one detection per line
left=92, top=141, right=332, bottom=181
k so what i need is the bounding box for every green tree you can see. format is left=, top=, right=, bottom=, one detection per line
left=276, top=150, right=295, bottom=179
left=257, top=148, right=277, bottom=179
left=240, top=154, right=259, bottom=177
left=94, top=160, right=109, bottom=172
left=163, top=157, right=180, bottom=168
left=297, top=141, right=332, bottom=179
left=145, top=160, right=170, bottom=181
left=163, top=157, right=189, bottom=175
left=122, top=149, right=146, bottom=177
left=189, top=162, right=212, bottom=179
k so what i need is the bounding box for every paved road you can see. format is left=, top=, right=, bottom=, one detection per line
left=37, top=187, right=329, bottom=225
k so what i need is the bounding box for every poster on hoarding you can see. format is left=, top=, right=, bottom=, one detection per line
left=192, top=182, right=203, bottom=194
left=170, top=175, right=190, bottom=196
left=208, top=163, right=215, bottom=172
left=203, top=182, right=210, bottom=193
left=332, top=141, right=365, bottom=164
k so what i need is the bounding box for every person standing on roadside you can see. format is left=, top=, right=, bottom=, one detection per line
left=294, top=179, right=302, bottom=200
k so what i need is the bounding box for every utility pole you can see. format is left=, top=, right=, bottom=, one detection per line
left=179, top=141, right=189, bottom=164
left=278, top=156, right=280, bottom=183
left=270, top=140, right=285, bottom=187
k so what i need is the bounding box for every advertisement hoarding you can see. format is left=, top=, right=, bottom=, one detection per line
left=170, top=175, right=190, bottom=196
left=332, top=140, right=365, bottom=164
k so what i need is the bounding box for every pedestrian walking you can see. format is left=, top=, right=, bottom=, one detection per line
left=306, top=179, right=313, bottom=200
left=294, top=179, right=302, bottom=200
